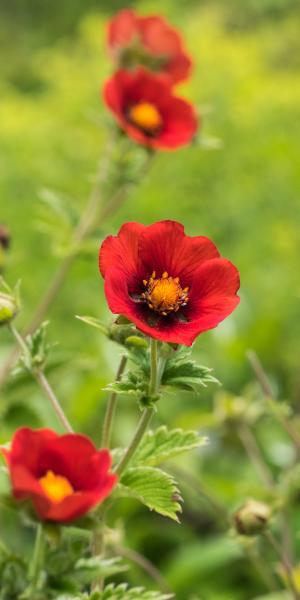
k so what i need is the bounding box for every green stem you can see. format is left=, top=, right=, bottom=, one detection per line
left=115, top=338, right=159, bottom=477
left=25, top=524, right=45, bottom=596
left=0, top=151, right=155, bottom=393
left=265, top=530, right=300, bottom=599
left=8, top=324, right=73, bottom=433
left=247, top=350, right=300, bottom=449
left=101, top=355, right=127, bottom=448
left=237, top=422, right=274, bottom=489
left=35, top=369, right=73, bottom=433
left=149, top=338, right=158, bottom=396
left=93, top=335, right=159, bottom=592
left=114, top=407, right=154, bottom=477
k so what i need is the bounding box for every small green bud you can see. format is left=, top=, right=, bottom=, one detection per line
left=0, top=292, right=18, bottom=326
left=125, top=335, right=148, bottom=348
left=233, top=499, right=271, bottom=536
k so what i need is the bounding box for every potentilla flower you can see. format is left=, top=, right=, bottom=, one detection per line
left=107, top=9, right=192, bottom=85
left=103, top=68, right=198, bottom=150
left=99, top=220, right=240, bottom=346
left=2, top=428, right=117, bottom=522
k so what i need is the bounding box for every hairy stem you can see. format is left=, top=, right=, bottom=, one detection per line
left=115, top=545, right=172, bottom=594
left=247, top=350, right=300, bottom=449
left=92, top=337, right=159, bottom=592
left=0, top=148, right=155, bottom=391
left=149, top=338, right=158, bottom=396
left=237, top=422, right=274, bottom=489
left=114, top=407, right=154, bottom=477
left=8, top=324, right=73, bottom=433
left=101, top=355, right=127, bottom=448
left=265, top=530, right=300, bottom=599
left=21, top=523, right=45, bottom=598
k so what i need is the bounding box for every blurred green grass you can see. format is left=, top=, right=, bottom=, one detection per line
left=1, top=1, right=300, bottom=598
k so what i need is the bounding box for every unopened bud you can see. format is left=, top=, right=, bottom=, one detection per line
left=125, top=335, right=148, bottom=348
left=233, top=499, right=270, bottom=536
left=0, top=225, right=10, bottom=250
left=0, top=292, right=18, bottom=326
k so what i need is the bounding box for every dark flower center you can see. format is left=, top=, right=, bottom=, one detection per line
left=142, top=271, right=189, bottom=315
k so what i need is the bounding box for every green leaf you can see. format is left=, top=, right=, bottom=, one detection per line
left=132, top=426, right=208, bottom=467
left=57, top=584, right=173, bottom=600
left=75, top=315, right=109, bottom=336
left=103, top=376, right=145, bottom=400
left=14, top=321, right=53, bottom=373
left=119, top=466, right=182, bottom=522
left=162, top=347, right=219, bottom=393
left=73, top=556, right=128, bottom=585
left=36, top=188, right=79, bottom=257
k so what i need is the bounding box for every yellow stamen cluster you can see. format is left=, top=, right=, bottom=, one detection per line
left=142, top=271, right=189, bottom=316
left=39, top=470, right=74, bottom=504
left=128, top=102, right=162, bottom=133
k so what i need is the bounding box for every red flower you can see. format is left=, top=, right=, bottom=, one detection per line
left=103, top=68, right=198, bottom=150
left=107, top=9, right=192, bottom=85
left=2, top=428, right=117, bottom=523
left=99, top=221, right=240, bottom=346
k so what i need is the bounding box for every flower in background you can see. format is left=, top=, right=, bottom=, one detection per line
left=99, top=220, right=240, bottom=346
left=2, top=428, right=117, bottom=522
left=107, top=9, right=192, bottom=85
left=103, top=68, right=198, bottom=150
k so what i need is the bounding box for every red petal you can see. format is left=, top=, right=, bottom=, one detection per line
left=138, top=220, right=219, bottom=282
left=33, top=473, right=118, bottom=522
left=158, top=97, right=198, bottom=148
left=99, top=221, right=145, bottom=278
left=107, top=9, right=137, bottom=49
left=8, top=428, right=58, bottom=475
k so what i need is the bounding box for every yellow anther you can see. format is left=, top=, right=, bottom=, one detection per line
left=129, top=102, right=162, bottom=133
left=39, top=470, right=74, bottom=504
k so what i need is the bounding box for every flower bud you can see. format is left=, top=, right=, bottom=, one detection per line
left=125, top=335, right=148, bottom=348
left=0, top=225, right=10, bottom=250
left=233, top=499, right=270, bottom=536
left=0, top=292, right=18, bottom=326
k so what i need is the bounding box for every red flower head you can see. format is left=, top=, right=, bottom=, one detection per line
left=107, top=9, right=192, bottom=85
left=99, top=221, right=240, bottom=346
left=2, top=428, right=117, bottom=523
left=103, top=68, right=198, bottom=150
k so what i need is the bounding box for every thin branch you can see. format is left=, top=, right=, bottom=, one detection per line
left=237, top=422, right=275, bottom=489
left=247, top=350, right=300, bottom=449
left=265, top=530, right=300, bottom=599
left=101, top=355, right=127, bottom=448
left=115, top=545, right=172, bottom=595
left=8, top=324, right=73, bottom=433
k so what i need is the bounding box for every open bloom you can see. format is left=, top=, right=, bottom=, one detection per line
left=99, top=220, right=240, bottom=346
left=103, top=68, right=198, bottom=150
left=107, top=9, right=192, bottom=85
left=2, top=428, right=117, bottom=522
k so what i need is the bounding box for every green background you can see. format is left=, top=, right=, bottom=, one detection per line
left=1, top=0, right=300, bottom=598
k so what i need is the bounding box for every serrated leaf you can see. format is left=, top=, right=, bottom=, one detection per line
left=76, top=315, right=109, bottom=336
left=93, top=582, right=173, bottom=599
left=119, top=466, right=182, bottom=522
left=57, top=584, right=173, bottom=600
left=132, top=426, right=208, bottom=467
left=36, top=188, right=79, bottom=256
left=74, top=556, right=128, bottom=584
left=162, top=347, right=219, bottom=393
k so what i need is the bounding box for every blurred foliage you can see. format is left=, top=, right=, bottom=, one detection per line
left=1, top=0, right=300, bottom=598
